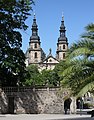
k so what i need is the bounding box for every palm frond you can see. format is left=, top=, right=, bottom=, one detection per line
left=60, top=23, right=94, bottom=97
left=85, top=23, right=94, bottom=32
left=68, top=47, right=92, bottom=59
left=81, top=23, right=94, bottom=39
left=77, top=81, right=94, bottom=97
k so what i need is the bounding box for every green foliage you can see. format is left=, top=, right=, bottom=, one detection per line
left=54, top=60, right=67, bottom=83
left=23, top=65, right=60, bottom=87
left=60, top=23, right=94, bottom=96
left=23, top=65, right=42, bottom=86
left=41, top=69, right=59, bottom=87
left=0, top=0, right=34, bottom=86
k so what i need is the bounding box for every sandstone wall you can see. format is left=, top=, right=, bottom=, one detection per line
left=0, top=87, right=76, bottom=114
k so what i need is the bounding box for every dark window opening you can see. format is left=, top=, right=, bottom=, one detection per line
left=35, top=43, right=37, bottom=48
left=49, top=59, right=52, bottom=62
left=35, top=52, right=37, bottom=58
left=63, top=44, right=65, bottom=49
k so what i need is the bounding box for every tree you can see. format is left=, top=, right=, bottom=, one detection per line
left=60, top=23, right=94, bottom=96
left=41, top=69, right=60, bottom=87
left=53, top=60, right=66, bottom=85
left=0, top=0, right=34, bottom=86
left=23, top=65, right=60, bottom=87
left=23, top=65, right=43, bottom=86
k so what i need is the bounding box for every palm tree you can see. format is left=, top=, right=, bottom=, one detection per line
left=60, top=23, right=94, bottom=96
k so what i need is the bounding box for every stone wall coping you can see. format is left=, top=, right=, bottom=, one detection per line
left=1, top=86, right=62, bottom=92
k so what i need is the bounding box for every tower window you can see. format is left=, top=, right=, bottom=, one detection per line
left=35, top=52, right=37, bottom=58
left=63, top=53, right=65, bottom=59
left=35, top=43, right=37, bottom=48
left=63, top=45, right=65, bottom=49
left=60, top=46, right=61, bottom=50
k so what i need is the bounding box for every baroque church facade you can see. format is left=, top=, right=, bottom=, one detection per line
left=25, top=14, right=68, bottom=70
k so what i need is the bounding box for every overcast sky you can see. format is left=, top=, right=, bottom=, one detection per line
left=21, top=0, right=94, bottom=56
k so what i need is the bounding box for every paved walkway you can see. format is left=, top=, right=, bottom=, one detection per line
left=0, top=114, right=93, bottom=120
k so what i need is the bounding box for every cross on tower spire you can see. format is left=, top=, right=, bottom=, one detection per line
left=62, top=12, right=64, bottom=21
left=34, top=12, right=36, bottom=19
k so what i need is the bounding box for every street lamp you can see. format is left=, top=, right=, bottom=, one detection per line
left=79, top=97, right=84, bottom=115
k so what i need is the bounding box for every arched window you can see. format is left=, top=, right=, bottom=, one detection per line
left=35, top=52, right=37, bottom=58
left=63, top=53, right=65, bottom=59
left=63, top=44, right=65, bottom=49
left=35, top=43, right=37, bottom=48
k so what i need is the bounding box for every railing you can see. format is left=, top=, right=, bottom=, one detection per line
left=1, top=86, right=60, bottom=92
left=2, top=87, right=33, bottom=92
left=2, top=87, right=18, bottom=92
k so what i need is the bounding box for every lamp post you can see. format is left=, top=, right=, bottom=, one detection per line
left=79, top=97, right=84, bottom=115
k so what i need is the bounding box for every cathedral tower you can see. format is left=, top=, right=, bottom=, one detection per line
left=56, top=15, right=68, bottom=61
left=27, top=14, right=45, bottom=65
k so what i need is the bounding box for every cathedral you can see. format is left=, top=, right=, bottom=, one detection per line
left=25, top=14, right=68, bottom=70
